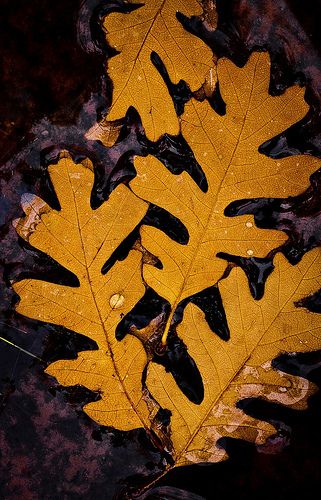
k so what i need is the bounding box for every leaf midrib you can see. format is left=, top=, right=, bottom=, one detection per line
left=162, top=57, right=260, bottom=340
left=109, top=0, right=166, bottom=112
left=175, top=250, right=319, bottom=465
left=66, top=168, right=149, bottom=431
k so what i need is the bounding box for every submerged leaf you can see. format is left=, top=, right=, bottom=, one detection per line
left=103, top=0, right=215, bottom=140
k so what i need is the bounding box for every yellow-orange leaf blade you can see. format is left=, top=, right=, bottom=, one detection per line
left=147, top=250, right=321, bottom=465
left=13, top=158, right=152, bottom=431
left=130, top=52, right=319, bottom=330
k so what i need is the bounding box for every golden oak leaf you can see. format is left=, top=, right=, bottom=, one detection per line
left=13, top=157, right=155, bottom=431
left=130, top=52, right=319, bottom=342
left=103, top=0, right=215, bottom=140
left=146, top=249, right=321, bottom=466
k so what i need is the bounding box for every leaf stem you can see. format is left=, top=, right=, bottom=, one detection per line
left=161, top=309, right=175, bottom=345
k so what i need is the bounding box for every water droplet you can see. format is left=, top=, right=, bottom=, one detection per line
left=109, top=293, right=125, bottom=309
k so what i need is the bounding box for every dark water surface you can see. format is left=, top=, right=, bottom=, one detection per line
left=1, top=0, right=321, bottom=498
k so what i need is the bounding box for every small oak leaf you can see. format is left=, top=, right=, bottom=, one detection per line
left=103, top=0, right=215, bottom=140
left=130, top=52, right=319, bottom=341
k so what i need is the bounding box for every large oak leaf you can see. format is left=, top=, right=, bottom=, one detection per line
left=13, top=157, right=153, bottom=431
left=130, top=52, right=320, bottom=342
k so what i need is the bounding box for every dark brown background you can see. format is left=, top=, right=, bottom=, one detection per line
left=1, top=1, right=321, bottom=498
